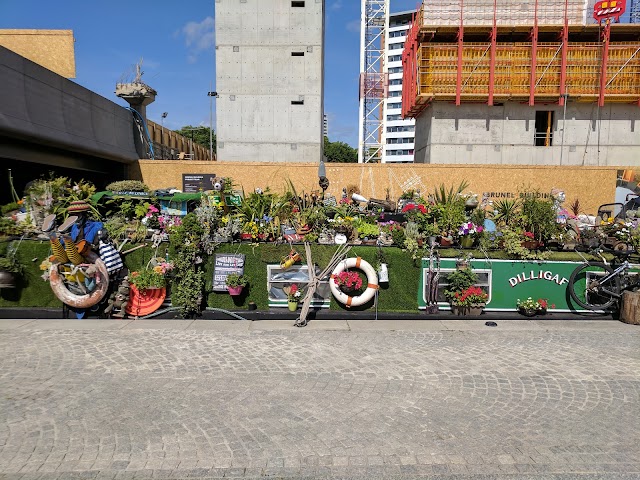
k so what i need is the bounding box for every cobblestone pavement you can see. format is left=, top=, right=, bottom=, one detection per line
left=0, top=320, right=638, bottom=479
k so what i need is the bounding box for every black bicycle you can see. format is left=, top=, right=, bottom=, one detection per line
left=568, top=245, right=639, bottom=311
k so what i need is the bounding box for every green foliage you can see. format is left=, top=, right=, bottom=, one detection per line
left=1, top=203, right=21, bottom=215
left=105, top=180, right=150, bottom=192
left=168, top=213, right=211, bottom=317
left=390, top=226, right=406, bottom=247
left=491, top=199, right=521, bottom=226
left=225, top=273, right=248, bottom=288
left=433, top=181, right=469, bottom=206
left=175, top=125, right=216, bottom=151
left=501, top=227, right=551, bottom=261
left=444, top=267, right=478, bottom=301
left=519, top=193, right=559, bottom=242
left=356, top=222, right=380, bottom=239
left=324, top=136, right=358, bottom=163
left=0, top=255, right=23, bottom=274
left=0, top=218, right=23, bottom=236
left=129, top=269, right=165, bottom=291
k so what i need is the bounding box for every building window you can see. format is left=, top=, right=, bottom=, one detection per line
left=390, top=79, right=403, bottom=86
left=534, top=111, right=554, bottom=146
left=389, top=42, right=405, bottom=50
left=291, top=1, right=305, bottom=6
left=291, top=100, right=304, bottom=105
left=387, top=102, right=402, bottom=110
left=291, top=51, right=305, bottom=56
left=387, top=114, right=402, bottom=121
left=388, top=125, right=414, bottom=132
left=388, top=67, right=403, bottom=74
left=388, top=90, right=402, bottom=97
left=389, top=30, right=407, bottom=38
left=388, top=55, right=402, bottom=62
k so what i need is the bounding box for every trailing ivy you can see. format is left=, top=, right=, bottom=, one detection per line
left=169, top=213, right=207, bottom=317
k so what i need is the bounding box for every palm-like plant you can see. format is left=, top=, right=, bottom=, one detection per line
left=491, top=199, right=521, bottom=226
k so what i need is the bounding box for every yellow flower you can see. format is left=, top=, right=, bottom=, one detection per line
left=153, top=265, right=163, bottom=274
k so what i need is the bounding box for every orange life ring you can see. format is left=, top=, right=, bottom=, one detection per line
left=49, top=251, right=109, bottom=309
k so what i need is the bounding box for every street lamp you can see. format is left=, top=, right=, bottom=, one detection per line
left=183, top=126, right=207, bottom=159
left=161, top=112, right=168, bottom=127
left=161, top=112, right=168, bottom=158
left=207, top=89, right=218, bottom=160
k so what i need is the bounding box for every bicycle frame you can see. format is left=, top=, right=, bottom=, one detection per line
left=595, top=260, right=630, bottom=299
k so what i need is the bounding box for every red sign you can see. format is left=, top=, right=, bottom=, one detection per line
left=593, top=0, right=626, bottom=23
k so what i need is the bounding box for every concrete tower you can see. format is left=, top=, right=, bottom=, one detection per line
left=215, top=0, right=324, bottom=163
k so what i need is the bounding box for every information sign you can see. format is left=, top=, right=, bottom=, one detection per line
left=213, top=254, right=245, bottom=292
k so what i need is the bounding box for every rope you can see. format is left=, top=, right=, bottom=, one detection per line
left=295, top=242, right=351, bottom=327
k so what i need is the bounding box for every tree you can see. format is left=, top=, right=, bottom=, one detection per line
left=175, top=125, right=216, bottom=152
left=324, top=136, right=358, bottom=163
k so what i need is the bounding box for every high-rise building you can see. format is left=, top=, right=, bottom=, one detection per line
left=403, top=0, right=640, bottom=166
left=383, top=10, right=415, bottom=163
left=632, top=0, right=640, bottom=23
left=215, top=1, right=324, bottom=163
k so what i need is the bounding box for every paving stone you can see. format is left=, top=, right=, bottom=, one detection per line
left=0, top=324, right=638, bottom=479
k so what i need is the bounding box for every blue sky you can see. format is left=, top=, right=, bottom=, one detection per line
left=0, top=0, right=419, bottom=148
left=1, top=1, right=631, bottom=148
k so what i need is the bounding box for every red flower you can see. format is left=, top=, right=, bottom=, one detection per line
left=524, top=231, right=535, bottom=239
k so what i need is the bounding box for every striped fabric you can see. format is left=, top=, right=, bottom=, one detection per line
left=99, top=241, right=123, bottom=274
left=64, top=240, right=84, bottom=265
left=49, top=237, right=69, bottom=264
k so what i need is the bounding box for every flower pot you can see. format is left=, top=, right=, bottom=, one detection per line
left=468, top=304, right=485, bottom=316
left=439, top=236, right=454, bottom=247
left=287, top=301, right=298, bottom=312
left=521, top=240, right=538, bottom=250
left=518, top=307, right=537, bottom=317
left=460, top=236, right=475, bottom=249
left=450, top=305, right=468, bottom=316
left=227, top=285, right=244, bottom=296
left=240, top=233, right=253, bottom=241
left=537, top=307, right=547, bottom=316
left=0, top=270, right=16, bottom=289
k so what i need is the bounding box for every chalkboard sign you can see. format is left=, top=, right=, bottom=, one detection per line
left=182, top=174, right=217, bottom=193
left=213, top=254, right=245, bottom=291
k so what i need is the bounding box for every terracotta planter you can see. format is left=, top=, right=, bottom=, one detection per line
left=227, top=285, right=244, bottom=296
left=521, top=240, right=538, bottom=250
left=288, top=301, right=298, bottom=312
left=451, top=304, right=485, bottom=316
left=439, top=236, right=454, bottom=247
left=240, top=233, right=254, bottom=241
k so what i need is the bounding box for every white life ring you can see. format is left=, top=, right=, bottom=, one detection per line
left=49, top=251, right=110, bottom=309
left=330, top=257, right=378, bottom=308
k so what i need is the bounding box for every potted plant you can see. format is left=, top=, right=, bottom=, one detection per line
left=0, top=253, right=23, bottom=289
left=457, top=221, right=483, bottom=249
left=226, top=273, right=248, bottom=296
left=450, top=286, right=488, bottom=315
left=375, top=248, right=389, bottom=283
left=516, top=297, right=540, bottom=317
left=284, top=283, right=302, bottom=311
left=444, top=267, right=479, bottom=314
left=129, top=268, right=166, bottom=293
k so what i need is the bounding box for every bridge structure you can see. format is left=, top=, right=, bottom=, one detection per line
left=0, top=45, right=210, bottom=203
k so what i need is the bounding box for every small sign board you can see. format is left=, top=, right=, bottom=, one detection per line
left=593, top=0, right=626, bottom=23
left=213, top=254, right=245, bottom=292
left=182, top=174, right=217, bottom=193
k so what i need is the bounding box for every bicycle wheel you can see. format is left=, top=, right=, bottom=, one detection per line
left=568, top=262, right=620, bottom=311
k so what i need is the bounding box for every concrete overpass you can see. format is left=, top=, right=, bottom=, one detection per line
left=0, top=45, right=141, bottom=201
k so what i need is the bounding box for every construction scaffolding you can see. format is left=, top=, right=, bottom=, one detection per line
left=358, top=0, right=389, bottom=164
left=403, top=1, right=640, bottom=118
left=632, top=0, right=640, bottom=23
left=420, top=0, right=589, bottom=26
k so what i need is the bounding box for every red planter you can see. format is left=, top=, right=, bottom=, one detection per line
left=240, top=233, right=253, bottom=241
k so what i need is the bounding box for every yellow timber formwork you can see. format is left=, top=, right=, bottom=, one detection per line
left=416, top=41, right=640, bottom=103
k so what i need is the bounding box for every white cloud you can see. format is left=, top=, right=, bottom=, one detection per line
left=346, top=19, right=360, bottom=33
left=180, top=16, right=215, bottom=62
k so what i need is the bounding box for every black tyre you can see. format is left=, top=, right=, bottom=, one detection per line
left=568, top=262, right=620, bottom=311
